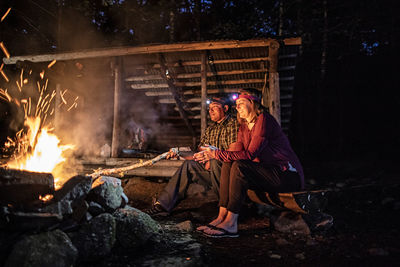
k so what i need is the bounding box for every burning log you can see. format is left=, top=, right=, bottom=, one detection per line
left=90, top=149, right=176, bottom=178
left=0, top=168, right=54, bottom=205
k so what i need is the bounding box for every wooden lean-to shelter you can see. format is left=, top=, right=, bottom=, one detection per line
left=3, top=38, right=301, bottom=157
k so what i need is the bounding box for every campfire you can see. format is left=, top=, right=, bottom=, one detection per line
left=5, top=117, right=74, bottom=190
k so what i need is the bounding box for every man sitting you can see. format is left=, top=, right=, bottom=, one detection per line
left=147, top=96, right=239, bottom=216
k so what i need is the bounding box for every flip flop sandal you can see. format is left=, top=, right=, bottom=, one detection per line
left=196, top=224, right=218, bottom=233
left=203, top=227, right=239, bottom=238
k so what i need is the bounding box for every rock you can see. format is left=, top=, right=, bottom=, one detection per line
left=306, top=238, right=319, bottom=246
left=88, top=201, right=105, bottom=216
left=89, top=176, right=123, bottom=211
left=5, top=229, right=78, bottom=267
left=41, top=175, right=92, bottom=216
left=336, top=182, right=346, bottom=188
left=173, top=220, right=193, bottom=232
left=121, top=192, right=129, bottom=208
left=255, top=203, right=275, bottom=217
left=308, top=179, right=317, bottom=185
left=275, top=238, right=290, bottom=246
left=270, top=211, right=311, bottom=235
left=113, top=206, right=164, bottom=249
left=302, top=212, right=334, bottom=232
left=269, top=253, right=282, bottom=259
left=141, top=256, right=203, bottom=266
left=295, top=252, right=306, bottom=260
left=71, top=199, right=89, bottom=222
left=70, top=213, right=116, bottom=261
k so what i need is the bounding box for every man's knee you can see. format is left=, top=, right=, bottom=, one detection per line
left=183, top=159, right=200, bottom=168
left=209, top=159, right=222, bottom=169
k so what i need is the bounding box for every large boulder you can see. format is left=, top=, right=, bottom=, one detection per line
left=41, top=175, right=92, bottom=217
left=5, top=229, right=78, bottom=267
left=69, top=213, right=116, bottom=261
left=88, top=176, right=123, bottom=211
left=270, top=211, right=311, bottom=235
left=113, top=206, right=164, bottom=249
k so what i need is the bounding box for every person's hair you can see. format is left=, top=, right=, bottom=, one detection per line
left=209, top=96, right=231, bottom=114
left=238, top=88, right=267, bottom=115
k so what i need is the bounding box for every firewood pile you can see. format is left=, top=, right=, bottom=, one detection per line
left=0, top=168, right=167, bottom=266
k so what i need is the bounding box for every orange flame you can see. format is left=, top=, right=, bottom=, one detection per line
left=7, top=117, right=74, bottom=189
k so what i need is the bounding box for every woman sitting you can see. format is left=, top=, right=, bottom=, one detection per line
left=193, top=88, right=304, bottom=238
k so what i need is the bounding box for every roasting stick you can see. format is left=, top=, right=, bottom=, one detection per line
left=89, top=148, right=178, bottom=179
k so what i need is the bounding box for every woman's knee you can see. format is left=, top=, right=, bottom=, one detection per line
left=231, top=160, right=252, bottom=175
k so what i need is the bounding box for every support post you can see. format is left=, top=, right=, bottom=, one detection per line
left=267, top=40, right=281, bottom=124
left=111, top=57, right=122, bottom=158
left=200, top=52, right=207, bottom=137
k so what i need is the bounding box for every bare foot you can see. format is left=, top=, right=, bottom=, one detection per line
left=202, top=221, right=237, bottom=235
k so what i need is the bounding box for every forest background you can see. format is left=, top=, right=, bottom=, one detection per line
left=0, top=0, right=398, bottom=161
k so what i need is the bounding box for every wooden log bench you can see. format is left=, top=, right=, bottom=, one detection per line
left=247, top=189, right=333, bottom=233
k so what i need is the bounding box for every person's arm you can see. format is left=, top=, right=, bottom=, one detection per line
left=216, top=114, right=269, bottom=161
left=227, top=141, right=243, bottom=151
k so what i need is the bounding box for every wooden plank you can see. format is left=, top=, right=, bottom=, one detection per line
left=283, top=37, right=302, bottom=45
left=143, top=88, right=244, bottom=96
left=125, top=68, right=267, bottom=81
left=111, top=57, right=122, bottom=157
left=159, top=98, right=201, bottom=104
left=131, top=78, right=265, bottom=89
left=133, top=57, right=269, bottom=69
left=130, top=83, right=169, bottom=89
left=278, top=53, right=297, bottom=59
left=268, top=40, right=281, bottom=124
left=200, top=52, right=207, bottom=137
left=124, top=166, right=179, bottom=177
left=0, top=168, right=54, bottom=204
left=4, top=39, right=278, bottom=64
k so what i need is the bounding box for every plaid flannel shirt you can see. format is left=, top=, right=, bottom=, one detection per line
left=199, top=114, right=239, bottom=150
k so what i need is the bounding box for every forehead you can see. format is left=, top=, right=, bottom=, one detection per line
left=236, top=98, right=250, bottom=105
left=209, top=102, right=224, bottom=108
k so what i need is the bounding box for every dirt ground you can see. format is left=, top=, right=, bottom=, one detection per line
left=119, top=158, right=400, bottom=266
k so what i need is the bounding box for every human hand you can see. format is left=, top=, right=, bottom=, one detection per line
left=193, top=146, right=217, bottom=163
left=166, top=147, right=179, bottom=159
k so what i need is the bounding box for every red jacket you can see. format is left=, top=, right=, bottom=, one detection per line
left=215, top=112, right=305, bottom=189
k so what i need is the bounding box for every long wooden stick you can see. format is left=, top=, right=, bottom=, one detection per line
left=90, top=149, right=176, bottom=178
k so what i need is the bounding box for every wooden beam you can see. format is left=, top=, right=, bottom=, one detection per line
left=130, top=78, right=265, bottom=89
left=267, top=40, right=281, bottom=124
left=145, top=87, right=240, bottom=97
left=133, top=57, right=269, bottom=69
left=4, top=39, right=279, bottom=64
left=130, top=83, right=169, bottom=89
left=283, top=37, right=302, bottom=45
left=111, top=57, right=123, bottom=157
left=159, top=97, right=201, bottom=104
left=175, top=78, right=265, bottom=87
left=200, top=52, right=207, bottom=137
left=125, top=68, right=267, bottom=81
left=158, top=53, right=196, bottom=138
